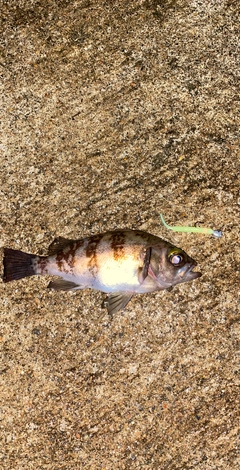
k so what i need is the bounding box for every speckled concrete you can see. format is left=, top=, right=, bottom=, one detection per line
left=0, top=1, right=239, bottom=469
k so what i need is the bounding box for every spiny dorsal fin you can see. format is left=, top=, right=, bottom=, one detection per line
left=48, top=237, right=76, bottom=256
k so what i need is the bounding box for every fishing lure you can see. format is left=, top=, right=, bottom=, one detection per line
left=160, top=214, right=222, bottom=238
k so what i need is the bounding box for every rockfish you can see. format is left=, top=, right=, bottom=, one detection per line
left=2, top=230, right=201, bottom=315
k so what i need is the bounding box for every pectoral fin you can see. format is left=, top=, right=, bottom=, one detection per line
left=138, top=247, right=151, bottom=284
left=102, top=292, right=133, bottom=315
left=47, top=279, right=84, bottom=291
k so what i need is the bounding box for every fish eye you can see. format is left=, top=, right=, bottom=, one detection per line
left=169, top=252, right=184, bottom=266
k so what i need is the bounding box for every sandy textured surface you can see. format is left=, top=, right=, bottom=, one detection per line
left=0, top=1, right=239, bottom=469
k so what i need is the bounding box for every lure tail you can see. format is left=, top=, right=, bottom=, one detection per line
left=3, top=248, right=37, bottom=282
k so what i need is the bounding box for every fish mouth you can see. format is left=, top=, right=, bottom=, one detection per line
left=186, top=262, right=202, bottom=281
left=178, top=262, right=202, bottom=282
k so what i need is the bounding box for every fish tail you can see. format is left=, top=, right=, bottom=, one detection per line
left=3, top=248, right=37, bottom=282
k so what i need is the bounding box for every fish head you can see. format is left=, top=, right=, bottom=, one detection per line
left=149, top=244, right=202, bottom=289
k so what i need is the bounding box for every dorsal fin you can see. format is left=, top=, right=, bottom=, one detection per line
left=48, top=237, right=76, bottom=256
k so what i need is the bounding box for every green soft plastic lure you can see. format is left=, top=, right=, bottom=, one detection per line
left=160, top=214, right=222, bottom=238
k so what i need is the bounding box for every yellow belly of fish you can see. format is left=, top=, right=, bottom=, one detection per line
left=97, top=256, right=139, bottom=292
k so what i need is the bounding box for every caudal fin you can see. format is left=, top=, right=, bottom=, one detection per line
left=3, top=248, right=36, bottom=282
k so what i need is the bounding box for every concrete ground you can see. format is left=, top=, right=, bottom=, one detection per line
left=0, top=0, right=239, bottom=469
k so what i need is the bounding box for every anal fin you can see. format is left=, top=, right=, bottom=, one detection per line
left=47, top=279, right=84, bottom=291
left=102, top=292, right=133, bottom=315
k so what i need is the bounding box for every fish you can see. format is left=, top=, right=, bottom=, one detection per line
left=2, top=230, right=201, bottom=315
